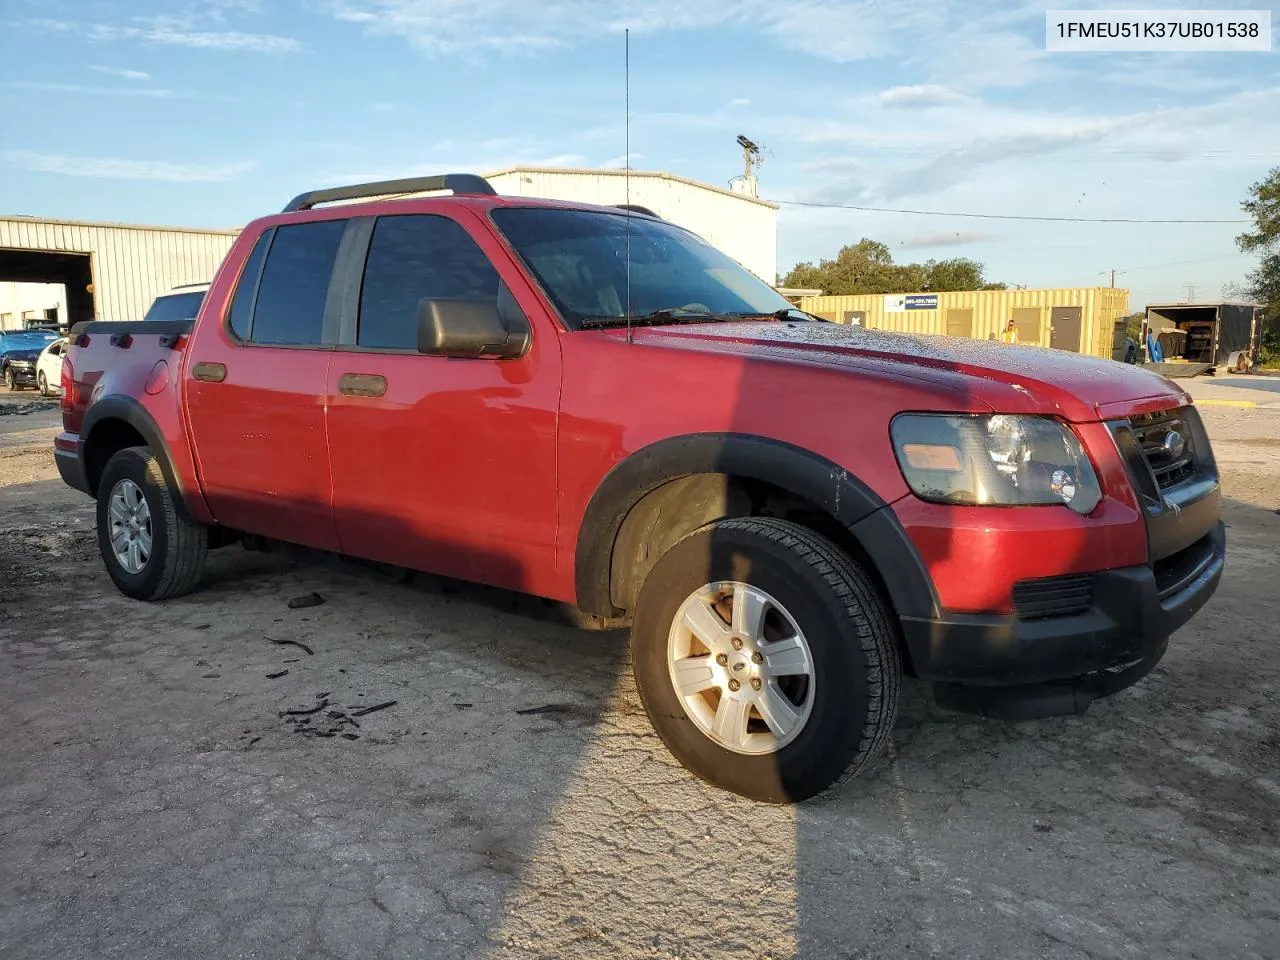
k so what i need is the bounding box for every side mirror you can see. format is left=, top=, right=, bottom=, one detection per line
left=416, top=296, right=530, bottom=359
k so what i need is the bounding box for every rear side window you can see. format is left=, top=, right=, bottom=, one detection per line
left=358, top=214, right=500, bottom=350
left=226, top=230, right=272, bottom=340
left=251, top=220, right=346, bottom=345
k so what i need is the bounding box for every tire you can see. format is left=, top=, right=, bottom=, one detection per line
left=3, top=367, right=16, bottom=391
left=37, top=372, right=49, bottom=396
left=631, top=517, right=901, bottom=803
left=96, top=446, right=208, bottom=600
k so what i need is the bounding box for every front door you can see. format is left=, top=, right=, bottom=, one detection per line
left=184, top=220, right=347, bottom=550
left=324, top=210, right=562, bottom=598
left=1050, top=307, right=1083, bottom=352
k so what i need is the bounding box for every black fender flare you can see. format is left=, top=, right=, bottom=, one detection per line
left=81, top=395, right=193, bottom=518
left=573, top=432, right=938, bottom=622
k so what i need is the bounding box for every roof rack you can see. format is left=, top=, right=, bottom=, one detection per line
left=282, top=173, right=496, bottom=213
left=614, top=204, right=661, bottom=218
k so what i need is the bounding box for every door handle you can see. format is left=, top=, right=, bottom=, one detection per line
left=338, top=373, right=387, bottom=398
left=192, top=361, right=227, bottom=383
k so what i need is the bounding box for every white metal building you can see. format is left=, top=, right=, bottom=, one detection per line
left=484, top=168, right=779, bottom=282
left=0, top=217, right=237, bottom=328
left=0, top=168, right=779, bottom=329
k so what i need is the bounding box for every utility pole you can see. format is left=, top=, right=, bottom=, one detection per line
left=1110, top=269, right=1115, bottom=288
left=1183, top=282, right=1199, bottom=303
left=734, top=135, right=762, bottom=198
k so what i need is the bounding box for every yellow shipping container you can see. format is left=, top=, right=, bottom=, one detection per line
left=798, top=287, right=1131, bottom=361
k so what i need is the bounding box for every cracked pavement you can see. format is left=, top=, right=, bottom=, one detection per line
left=1, top=380, right=1278, bottom=959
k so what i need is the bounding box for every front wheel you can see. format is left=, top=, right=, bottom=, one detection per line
left=96, top=446, right=208, bottom=600
left=3, top=367, right=16, bottom=391
left=631, top=517, right=901, bottom=803
left=37, top=371, right=49, bottom=396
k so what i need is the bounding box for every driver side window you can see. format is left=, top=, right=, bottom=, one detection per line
left=357, top=214, right=501, bottom=350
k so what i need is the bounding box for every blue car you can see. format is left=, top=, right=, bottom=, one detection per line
left=1, top=329, right=62, bottom=391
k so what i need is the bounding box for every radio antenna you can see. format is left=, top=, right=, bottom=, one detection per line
left=624, top=27, right=633, bottom=345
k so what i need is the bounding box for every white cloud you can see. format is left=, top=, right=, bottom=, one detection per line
left=899, top=230, right=995, bottom=249
left=89, top=65, right=151, bottom=80
left=875, top=84, right=968, bottom=108
left=2, top=151, right=254, bottom=182
left=321, top=153, right=589, bottom=183
left=601, top=152, right=647, bottom=169
left=730, top=98, right=751, bottom=107
left=3, top=80, right=177, bottom=98
left=328, top=0, right=942, bottom=62
left=20, top=17, right=300, bottom=53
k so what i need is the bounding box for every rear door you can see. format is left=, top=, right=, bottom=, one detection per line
left=324, top=210, right=562, bottom=597
left=183, top=219, right=348, bottom=549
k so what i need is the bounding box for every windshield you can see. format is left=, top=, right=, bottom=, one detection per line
left=144, top=290, right=205, bottom=323
left=490, top=208, right=793, bottom=329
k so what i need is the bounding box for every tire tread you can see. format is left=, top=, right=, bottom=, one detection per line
left=101, top=446, right=206, bottom=600
left=688, top=516, right=900, bottom=791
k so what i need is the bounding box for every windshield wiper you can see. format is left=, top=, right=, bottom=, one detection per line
left=580, top=308, right=733, bottom=329
left=727, top=308, right=823, bottom=322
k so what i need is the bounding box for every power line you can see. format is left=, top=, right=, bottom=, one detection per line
left=1108, top=253, right=1245, bottom=276
left=774, top=199, right=1246, bottom=224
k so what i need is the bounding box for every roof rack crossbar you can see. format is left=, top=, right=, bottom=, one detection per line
left=614, top=204, right=661, bottom=218
left=282, top=173, right=496, bottom=213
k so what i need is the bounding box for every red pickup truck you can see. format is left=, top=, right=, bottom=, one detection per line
left=55, top=174, right=1224, bottom=802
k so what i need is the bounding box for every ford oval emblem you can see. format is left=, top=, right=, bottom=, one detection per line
left=1163, top=430, right=1186, bottom=459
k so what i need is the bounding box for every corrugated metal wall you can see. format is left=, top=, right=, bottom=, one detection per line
left=0, top=217, right=238, bottom=323
left=485, top=168, right=779, bottom=283
left=798, top=287, right=1130, bottom=359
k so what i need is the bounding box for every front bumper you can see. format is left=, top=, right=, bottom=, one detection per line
left=899, top=520, right=1225, bottom=688
left=5, top=362, right=36, bottom=383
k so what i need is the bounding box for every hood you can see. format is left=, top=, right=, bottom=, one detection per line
left=610, top=321, right=1188, bottom=422
left=1, top=348, right=40, bottom=362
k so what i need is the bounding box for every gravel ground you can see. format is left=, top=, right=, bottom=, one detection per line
left=0, top=379, right=1277, bottom=960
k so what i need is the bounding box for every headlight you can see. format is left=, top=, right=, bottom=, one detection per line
left=890, top=413, right=1102, bottom=515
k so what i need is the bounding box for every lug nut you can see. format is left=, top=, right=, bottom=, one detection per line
left=728, top=679, right=741, bottom=692
left=750, top=678, right=762, bottom=691
left=731, top=637, right=744, bottom=650
left=715, top=653, right=729, bottom=666
left=751, top=652, right=763, bottom=664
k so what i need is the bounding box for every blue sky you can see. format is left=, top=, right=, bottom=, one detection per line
left=1, top=0, right=1277, bottom=306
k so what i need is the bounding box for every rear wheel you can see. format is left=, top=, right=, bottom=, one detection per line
left=37, top=371, right=49, bottom=396
left=96, top=446, right=207, bottom=600
left=630, top=517, right=901, bottom=803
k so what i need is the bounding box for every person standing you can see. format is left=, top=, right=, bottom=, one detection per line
left=1000, top=318, right=1020, bottom=344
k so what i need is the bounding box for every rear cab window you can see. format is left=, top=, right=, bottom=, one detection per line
left=144, top=291, right=205, bottom=323
left=226, top=219, right=347, bottom=346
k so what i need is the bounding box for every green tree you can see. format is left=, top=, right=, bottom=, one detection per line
left=781, top=240, right=1002, bottom=295
left=1236, top=167, right=1280, bottom=363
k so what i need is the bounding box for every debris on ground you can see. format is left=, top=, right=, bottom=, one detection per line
left=279, top=700, right=328, bottom=718
left=287, top=593, right=325, bottom=610
left=350, top=700, right=397, bottom=718
left=265, top=670, right=289, bottom=679
left=516, top=704, right=576, bottom=716
left=267, top=637, right=314, bottom=656
left=453, top=702, right=473, bottom=710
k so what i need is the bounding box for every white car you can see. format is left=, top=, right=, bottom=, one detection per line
left=35, top=337, right=68, bottom=397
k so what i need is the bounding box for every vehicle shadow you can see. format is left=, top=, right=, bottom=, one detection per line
left=1190, top=374, right=1280, bottom=395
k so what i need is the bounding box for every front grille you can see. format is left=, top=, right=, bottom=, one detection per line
left=1128, top=408, right=1196, bottom=491
left=1153, top=534, right=1216, bottom=599
left=1013, top=574, right=1094, bottom=620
